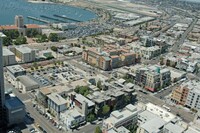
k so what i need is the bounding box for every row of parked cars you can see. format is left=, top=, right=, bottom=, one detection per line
left=33, top=105, right=62, bottom=131
left=32, top=74, right=50, bottom=86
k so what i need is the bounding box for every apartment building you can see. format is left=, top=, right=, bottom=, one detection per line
left=95, top=35, right=125, bottom=46
left=60, top=109, right=86, bottom=130
left=87, top=82, right=136, bottom=116
left=131, top=36, right=168, bottom=60
left=103, top=104, right=140, bottom=131
left=70, top=93, right=95, bottom=115
left=171, top=80, right=200, bottom=110
left=135, top=65, right=171, bottom=92
left=82, top=45, right=137, bottom=70
left=171, top=83, right=189, bottom=105
left=184, top=81, right=200, bottom=110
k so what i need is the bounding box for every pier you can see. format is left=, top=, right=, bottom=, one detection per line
left=40, top=15, right=67, bottom=23
left=53, top=14, right=82, bottom=22
left=27, top=16, right=50, bottom=24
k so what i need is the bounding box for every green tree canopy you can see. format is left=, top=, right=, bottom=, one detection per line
left=36, top=34, right=48, bottom=43
left=51, top=46, right=58, bottom=52
left=74, top=86, right=90, bottom=96
left=94, top=126, right=102, bottom=133
left=14, top=36, right=27, bottom=45
left=102, top=105, right=110, bottom=115
left=97, top=80, right=102, bottom=90
left=26, top=29, right=40, bottom=38
left=49, top=33, right=59, bottom=42
left=3, top=37, right=12, bottom=46
left=86, top=113, right=96, bottom=122
left=3, top=30, right=19, bottom=39
left=124, top=95, right=131, bottom=104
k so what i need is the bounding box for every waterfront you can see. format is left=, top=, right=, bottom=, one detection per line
left=0, top=0, right=97, bottom=25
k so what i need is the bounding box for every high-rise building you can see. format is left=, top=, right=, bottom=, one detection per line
left=0, top=32, right=6, bottom=130
left=15, top=15, right=24, bottom=28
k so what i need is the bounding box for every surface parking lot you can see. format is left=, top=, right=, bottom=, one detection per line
left=27, top=63, right=85, bottom=87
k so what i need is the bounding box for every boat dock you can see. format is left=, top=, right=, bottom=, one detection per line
left=40, top=15, right=67, bottom=23
left=53, top=14, right=82, bottom=22
left=27, top=16, right=50, bottom=24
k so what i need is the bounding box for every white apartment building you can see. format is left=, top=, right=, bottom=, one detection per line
left=103, top=104, right=141, bottom=131
left=130, top=43, right=161, bottom=60
left=184, top=80, right=200, bottom=110
left=60, top=109, right=85, bottom=130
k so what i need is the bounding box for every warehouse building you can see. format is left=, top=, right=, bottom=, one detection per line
left=17, top=75, right=40, bottom=93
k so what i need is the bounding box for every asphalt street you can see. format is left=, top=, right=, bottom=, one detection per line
left=25, top=101, right=63, bottom=133
left=136, top=90, right=195, bottom=123
left=171, top=18, right=198, bottom=53
left=73, top=123, right=102, bottom=133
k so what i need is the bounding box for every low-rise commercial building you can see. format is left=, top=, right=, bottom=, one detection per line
left=42, top=29, right=65, bottom=38
left=163, top=122, right=186, bottom=133
left=137, top=117, right=166, bottom=133
left=17, top=75, right=40, bottom=93
left=6, top=65, right=26, bottom=85
left=10, top=46, right=35, bottom=63
left=39, top=50, right=53, bottom=59
left=137, top=103, right=179, bottom=133
left=3, top=48, right=16, bottom=66
left=47, top=93, right=68, bottom=118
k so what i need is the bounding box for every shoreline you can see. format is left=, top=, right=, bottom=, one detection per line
left=27, top=0, right=54, bottom=4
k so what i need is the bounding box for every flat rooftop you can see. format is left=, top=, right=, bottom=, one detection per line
left=17, top=75, right=39, bottom=88
left=3, top=48, right=15, bottom=56
left=140, top=117, right=166, bottom=133
left=15, top=46, right=32, bottom=54
left=6, top=65, right=25, bottom=74
left=47, top=93, right=67, bottom=105
left=146, top=103, right=176, bottom=122
left=104, top=104, right=139, bottom=126
left=5, top=96, right=24, bottom=109
left=75, top=94, right=95, bottom=107
left=164, top=122, right=185, bottom=133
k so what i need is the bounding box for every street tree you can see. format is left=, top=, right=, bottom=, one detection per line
left=94, top=126, right=102, bottom=133
left=49, top=33, right=59, bottom=42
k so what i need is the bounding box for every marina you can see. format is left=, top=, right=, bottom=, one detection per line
left=0, top=0, right=97, bottom=25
